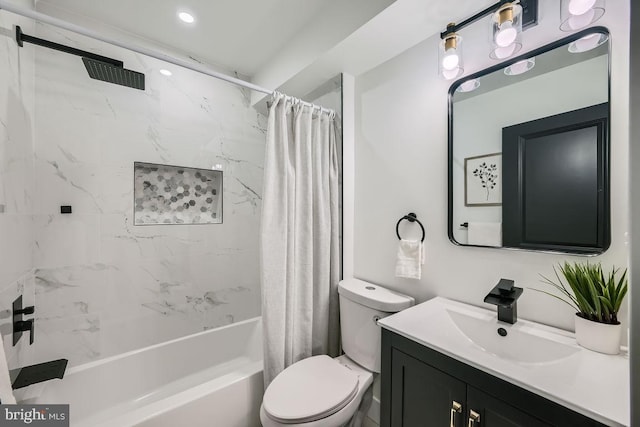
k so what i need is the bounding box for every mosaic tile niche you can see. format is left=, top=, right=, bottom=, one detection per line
left=134, top=162, right=223, bottom=225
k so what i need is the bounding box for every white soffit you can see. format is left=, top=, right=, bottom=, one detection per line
left=252, top=0, right=497, bottom=104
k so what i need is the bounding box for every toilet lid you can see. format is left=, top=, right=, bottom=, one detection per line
left=263, top=355, right=359, bottom=423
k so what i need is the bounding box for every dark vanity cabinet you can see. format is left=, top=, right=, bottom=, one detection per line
left=381, top=329, right=606, bottom=427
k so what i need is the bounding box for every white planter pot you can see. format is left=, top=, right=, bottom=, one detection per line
left=574, top=314, right=622, bottom=355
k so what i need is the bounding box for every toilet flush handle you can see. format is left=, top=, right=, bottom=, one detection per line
left=373, top=315, right=381, bottom=325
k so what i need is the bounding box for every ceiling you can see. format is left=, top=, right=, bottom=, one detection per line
left=34, top=0, right=386, bottom=77
left=30, top=0, right=499, bottom=103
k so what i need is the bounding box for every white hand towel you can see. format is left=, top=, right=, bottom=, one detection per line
left=395, top=239, right=425, bottom=280
left=0, top=339, right=16, bottom=404
left=468, top=222, right=502, bottom=247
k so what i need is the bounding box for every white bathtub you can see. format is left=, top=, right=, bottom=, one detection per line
left=30, top=317, right=263, bottom=427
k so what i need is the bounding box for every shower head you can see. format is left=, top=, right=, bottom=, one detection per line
left=82, top=57, right=145, bottom=91
left=15, top=25, right=145, bottom=91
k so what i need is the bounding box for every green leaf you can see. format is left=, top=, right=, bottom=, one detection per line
left=528, top=288, right=579, bottom=312
left=536, top=262, right=628, bottom=324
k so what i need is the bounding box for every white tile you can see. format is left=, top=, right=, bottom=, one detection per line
left=35, top=313, right=100, bottom=366
left=33, top=214, right=101, bottom=268
left=1, top=20, right=269, bottom=366
left=0, top=215, right=34, bottom=287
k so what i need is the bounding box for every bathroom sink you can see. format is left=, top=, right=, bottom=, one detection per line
left=445, top=308, right=579, bottom=364
left=378, top=297, right=630, bottom=427
left=379, top=296, right=580, bottom=366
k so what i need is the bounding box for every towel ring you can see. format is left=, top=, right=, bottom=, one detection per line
left=396, top=213, right=425, bottom=242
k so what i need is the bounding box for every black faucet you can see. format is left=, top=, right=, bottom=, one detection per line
left=12, top=295, right=35, bottom=346
left=484, top=279, right=523, bottom=324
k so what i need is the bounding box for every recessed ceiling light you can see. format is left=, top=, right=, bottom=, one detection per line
left=178, top=11, right=195, bottom=24
left=159, top=69, right=172, bottom=76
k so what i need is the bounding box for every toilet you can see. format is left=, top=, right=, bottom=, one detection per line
left=260, top=278, right=415, bottom=427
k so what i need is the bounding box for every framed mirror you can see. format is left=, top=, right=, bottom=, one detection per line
left=448, top=27, right=610, bottom=255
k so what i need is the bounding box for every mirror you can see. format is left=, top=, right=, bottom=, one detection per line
left=448, top=28, right=610, bottom=255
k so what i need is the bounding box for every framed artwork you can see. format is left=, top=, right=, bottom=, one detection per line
left=464, top=153, right=502, bottom=206
left=134, top=162, right=223, bottom=225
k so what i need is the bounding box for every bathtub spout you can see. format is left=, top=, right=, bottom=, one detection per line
left=10, top=359, right=68, bottom=390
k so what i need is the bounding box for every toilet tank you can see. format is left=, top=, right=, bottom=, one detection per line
left=338, top=279, right=414, bottom=373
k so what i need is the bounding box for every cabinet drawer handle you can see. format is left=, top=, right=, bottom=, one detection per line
left=468, top=409, right=480, bottom=427
left=450, top=401, right=462, bottom=427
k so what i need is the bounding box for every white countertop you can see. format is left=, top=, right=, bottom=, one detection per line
left=378, top=297, right=630, bottom=426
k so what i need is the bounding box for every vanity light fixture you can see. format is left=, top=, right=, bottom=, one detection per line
left=456, top=79, right=480, bottom=93
left=439, top=24, right=464, bottom=80
left=560, top=0, right=605, bottom=31
left=490, top=2, right=523, bottom=59
left=504, top=57, right=535, bottom=76
left=568, top=32, right=609, bottom=53
left=439, top=0, right=538, bottom=79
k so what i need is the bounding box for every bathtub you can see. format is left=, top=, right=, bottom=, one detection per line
left=30, top=317, right=263, bottom=427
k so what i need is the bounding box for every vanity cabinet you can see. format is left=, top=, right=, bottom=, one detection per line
left=381, top=329, right=606, bottom=427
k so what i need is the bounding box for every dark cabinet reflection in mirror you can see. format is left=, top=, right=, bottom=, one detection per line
left=502, top=103, right=609, bottom=253
left=448, top=28, right=610, bottom=255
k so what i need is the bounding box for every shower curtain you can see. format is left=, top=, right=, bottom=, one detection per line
left=261, top=93, right=340, bottom=386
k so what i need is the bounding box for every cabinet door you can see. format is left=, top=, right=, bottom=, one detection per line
left=390, top=348, right=466, bottom=427
left=466, top=386, right=551, bottom=427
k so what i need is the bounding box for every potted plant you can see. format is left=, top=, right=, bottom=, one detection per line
left=534, top=262, right=628, bottom=355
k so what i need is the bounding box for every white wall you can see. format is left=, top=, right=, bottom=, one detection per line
left=353, top=0, right=629, bottom=337
left=30, top=24, right=265, bottom=367
left=0, top=4, right=37, bottom=371
left=452, top=55, right=609, bottom=243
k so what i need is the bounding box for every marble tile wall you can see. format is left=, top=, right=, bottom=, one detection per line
left=32, top=24, right=265, bottom=366
left=0, top=5, right=36, bottom=371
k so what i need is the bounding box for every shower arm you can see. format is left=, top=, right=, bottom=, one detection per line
left=0, top=1, right=334, bottom=113
left=15, top=25, right=123, bottom=67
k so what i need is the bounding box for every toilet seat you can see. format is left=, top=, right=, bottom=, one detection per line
left=262, top=355, right=359, bottom=424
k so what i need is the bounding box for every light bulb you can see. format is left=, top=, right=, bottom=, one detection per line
left=504, top=58, right=535, bottom=76
left=569, top=33, right=608, bottom=53
left=442, top=67, right=461, bottom=81
left=568, top=0, right=597, bottom=15
left=574, top=33, right=600, bottom=51
left=493, top=44, right=517, bottom=59
left=509, top=61, right=529, bottom=74
left=457, top=79, right=480, bottom=93
left=442, top=49, right=460, bottom=71
left=567, top=8, right=596, bottom=30
left=495, top=21, right=517, bottom=48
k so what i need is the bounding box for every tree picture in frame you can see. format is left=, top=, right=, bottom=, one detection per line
left=464, top=153, right=502, bottom=206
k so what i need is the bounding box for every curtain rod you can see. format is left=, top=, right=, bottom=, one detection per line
left=0, top=0, right=270, bottom=96
left=0, top=0, right=271, bottom=94
left=0, top=1, right=335, bottom=115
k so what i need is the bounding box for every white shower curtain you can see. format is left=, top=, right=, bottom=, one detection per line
left=261, top=93, right=341, bottom=386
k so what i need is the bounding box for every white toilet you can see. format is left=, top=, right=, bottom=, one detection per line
left=260, top=278, right=414, bottom=427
